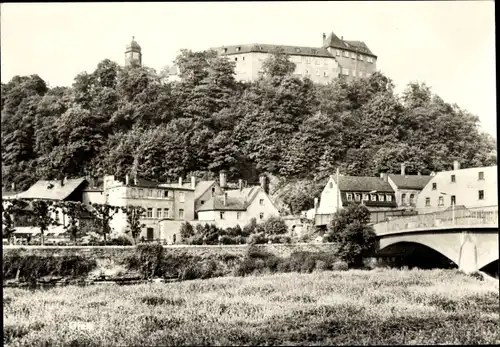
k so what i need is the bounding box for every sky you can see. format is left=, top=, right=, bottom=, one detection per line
left=1, top=1, right=496, bottom=137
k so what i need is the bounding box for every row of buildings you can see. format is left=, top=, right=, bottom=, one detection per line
left=313, top=162, right=497, bottom=226
left=3, top=161, right=497, bottom=243
left=125, top=30, right=377, bottom=84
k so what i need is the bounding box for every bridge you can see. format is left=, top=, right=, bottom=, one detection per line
left=372, top=205, right=499, bottom=273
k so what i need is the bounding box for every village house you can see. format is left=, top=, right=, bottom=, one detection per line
left=195, top=174, right=280, bottom=229
left=387, top=164, right=432, bottom=209
left=314, top=174, right=411, bottom=226
left=415, top=162, right=497, bottom=213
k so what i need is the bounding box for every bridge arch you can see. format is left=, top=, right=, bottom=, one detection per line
left=376, top=241, right=457, bottom=269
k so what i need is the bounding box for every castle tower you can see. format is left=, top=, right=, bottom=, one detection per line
left=125, top=36, right=142, bottom=67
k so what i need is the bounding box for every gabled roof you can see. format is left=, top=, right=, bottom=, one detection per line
left=17, top=178, right=87, bottom=201
left=322, top=32, right=375, bottom=56
left=195, top=180, right=216, bottom=201
left=332, top=176, right=394, bottom=193
left=212, top=43, right=335, bottom=58
left=388, top=174, right=432, bottom=190
left=196, top=186, right=261, bottom=212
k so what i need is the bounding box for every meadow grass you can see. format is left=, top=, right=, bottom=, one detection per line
left=3, top=268, right=499, bottom=346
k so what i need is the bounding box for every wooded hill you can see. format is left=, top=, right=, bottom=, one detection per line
left=1, top=49, right=496, bottom=214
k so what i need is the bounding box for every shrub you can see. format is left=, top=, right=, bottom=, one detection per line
left=133, top=244, right=165, bottom=279
left=108, top=236, right=133, bottom=245
left=179, top=222, right=195, bottom=240
left=234, top=246, right=281, bottom=276
left=220, top=235, right=238, bottom=245
left=262, top=216, right=288, bottom=235
left=330, top=261, right=349, bottom=271
left=248, top=232, right=267, bottom=245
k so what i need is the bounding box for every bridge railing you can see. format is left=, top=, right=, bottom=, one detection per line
left=374, top=205, right=498, bottom=235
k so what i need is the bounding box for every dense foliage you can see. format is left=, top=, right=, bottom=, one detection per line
left=2, top=50, right=496, bottom=197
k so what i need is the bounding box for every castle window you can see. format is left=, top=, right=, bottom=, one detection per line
left=179, top=192, right=185, bottom=203
left=242, top=56, right=245, bottom=61
left=164, top=190, right=169, bottom=198
left=234, top=57, right=238, bottom=61
left=306, top=57, right=311, bottom=64
left=179, top=209, right=184, bottom=219
left=156, top=209, right=161, bottom=219
left=164, top=208, right=169, bottom=218
left=324, top=71, right=328, bottom=77
left=147, top=208, right=153, bottom=218
left=315, top=69, right=320, bottom=76
left=236, top=47, right=241, bottom=52
left=223, top=48, right=227, bottom=53
left=237, top=212, right=241, bottom=219
left=220, top=212, right=225, bottom=220
left=295, top=48, right=301, bottom=53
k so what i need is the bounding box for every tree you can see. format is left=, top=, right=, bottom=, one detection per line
left=262, top=216, right=288, bottom=235
left=325, top=203, right=378, bottom=267
left=91, top=203, right=120, bottom=245
left=55, top=201, right=87, bottom=241
left=179, top=221, right=195, bottom=240
left=121, top=205, right=146, bottom=244
left=30, top=199, right=59, bottom=246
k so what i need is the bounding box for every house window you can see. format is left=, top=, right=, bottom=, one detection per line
left=164, top=190, right=169, bottom=198
left=438, top=196, right=444, bottom=206
left=432, top=183, right=437, bottom=190
left=179, top=209, right=184, bottom=219
left=363, top=194, right=369, bottom=201
left=451, top=195, right=456, bottom=206
left=355, top=193, right=361, bottom=201
left=259, top=199, right=264, bottom=206
left=139, top=189, right=144, bottom=197
left=378, top=194, right=385, bottom=202
left=329, top=182, right=333, bottom=189
left=305, top=69, right=310, bottom=75
left=200, top=200, right=205, bottom=205
left=323, top=71, right=328, bottom=77
left=259, top=212, right=264, bottom=220
left=358, top=54, right=363, bottom=60
left=342, top=68, right=349, bottom=75
left=359, top=71, right=364, bottom=78
left=315, top=69, right=320, bottom=76
left=179, top=192, right=185, bottom=203
left=164, top=208, right=169, bottom=218
left=343, top=51, right=349, bottom=57
left=370, top=194, right=377, bottom=201
left=220, top=212, right=225, bottom=220
left=336, top=50, right=340, bottom=56
left=156, top=209, right=161, bottom=219
left=478, top=190, right=484, bottom=200
left=306, top=57, right=311, bottom=64
left=223, top=48, right=228, bottom=53
left=409, top=194, right=415, bottom=205
left=148, top=189, right=153, bottom=197
left=156, top=190, right=162, bottom=197
left=237, top=212, right=241, bottom=219
left=351, top=52, right=356, bottom=59
left=242, top=56, right=245, bottom=61
left=234, top=57, right=238, bottom=61
left=131, top=188, right=137, bottom=198
left=401, top=193, right=407, bottom=205
left=236, top=47, right=241, bottom=52
left=451, top=175, right=456, bottom=183
left=386, top=195, right=393, bottom=202
left=478, top=171, right=484, bottom=180
left=425, top=197, right=430, bottom=207
left=315, top=58, right=320, bottom=65
left=147, top=208, right=153, bottom=218
left=347, top=193, right=353, bottom=201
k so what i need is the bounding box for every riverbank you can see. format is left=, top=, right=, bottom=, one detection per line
left=4, top=269, right=499, bottom=346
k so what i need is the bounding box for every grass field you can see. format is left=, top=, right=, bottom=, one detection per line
left=4, top=269, right=499, bottom=346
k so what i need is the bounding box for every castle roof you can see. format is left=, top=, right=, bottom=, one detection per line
left=126, top=37, right=141, bottom=52
left=212, top=43, right=334, bottom=58
left=322, top=32, right=376, bottom=56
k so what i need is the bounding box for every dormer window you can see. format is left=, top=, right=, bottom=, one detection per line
left=296, top=48, right=301, bottom=53
left=223, top=48, right=228, bottom=53
left=371, top=194, right=377, bottom=201
left=236, top=47, right=241, bottom=52
left=386, top=195, right=392, bottom=202
left=363, top=194, right=369, bottom=201
left=346, top=193, right=353, bottom=201
left=355, top=193, right=361, bottom=201
left=378, top=194, right=385, bottom=202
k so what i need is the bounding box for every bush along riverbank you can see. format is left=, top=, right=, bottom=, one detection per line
left=2, top=244, right=347, bottom=287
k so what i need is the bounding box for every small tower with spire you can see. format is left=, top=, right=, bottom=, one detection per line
left=125, top=36, right=142, bottom=67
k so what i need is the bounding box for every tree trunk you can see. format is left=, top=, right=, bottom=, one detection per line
left=41, top=230, right=45, bottom=246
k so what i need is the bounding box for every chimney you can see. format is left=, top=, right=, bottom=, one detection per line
left=322, top=32, right=326, bottom=40
left=380, top=173, right=388, bottom=182
left=134, top=176, right=138, bottom=186
left=341, top=35, right=343, bottom=40
left=11, top=182, right=15, bottom=191
left=125, top=174, right=129, bottom=186
left=191, top=176, right=196, bottom=189
left=314, top=197, right=319, bottom=211
left=401, top=163, right=406, bottom=176
left=453, top=160, right=460, bottom=171
left=178, top=176, right=183, bottom=187
left=223, top=192, right=228, bottom=206
left=238, top=179, right=243, bottom=191
left=259, top=174, right=269, bottom=195
left=219, top=170, right=227, bottom=189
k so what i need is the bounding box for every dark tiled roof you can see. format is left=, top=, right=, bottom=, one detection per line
left=212, top=43, right=335, bottom=58
left=17, top=178, right=87, bottom=201
left=388, top=174, right=432, bottom=190
left=197, top=187, right=261, bottom=212
left=333, top=176, right=395, bottom=193
left=322, top=32, right=375, bottom=56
